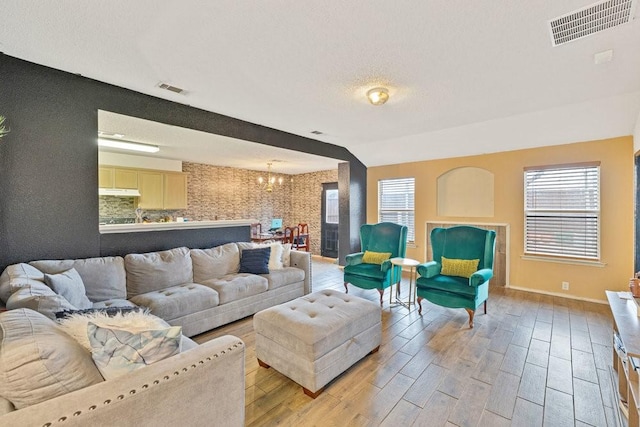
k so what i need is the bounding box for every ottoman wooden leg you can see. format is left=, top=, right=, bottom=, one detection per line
left=370, top=346, right=380, bottom=355
left=257, top=359, right=270, bottom=369
left=303, top=387, right=324, bottom=399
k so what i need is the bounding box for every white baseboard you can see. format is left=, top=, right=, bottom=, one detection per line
left=506, top=285, right=608, bottom=305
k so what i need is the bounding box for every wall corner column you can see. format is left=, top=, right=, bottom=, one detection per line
left=338, top=161, right=366, bottom=265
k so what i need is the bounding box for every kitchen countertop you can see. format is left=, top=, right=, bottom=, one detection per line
left=99, top=219, right=256, bottom=234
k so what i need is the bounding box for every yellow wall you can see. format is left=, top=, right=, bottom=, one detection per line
left=367, top=137, right=634, bottom=302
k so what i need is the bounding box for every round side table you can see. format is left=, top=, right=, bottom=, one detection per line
left=389, top=257, right=420, bottom=309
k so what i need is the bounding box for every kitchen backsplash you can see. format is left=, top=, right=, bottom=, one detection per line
left=99, top=162, right=338, bottom=254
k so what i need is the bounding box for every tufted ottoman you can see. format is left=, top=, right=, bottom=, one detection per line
left=253, top=289, right=382, bottom=398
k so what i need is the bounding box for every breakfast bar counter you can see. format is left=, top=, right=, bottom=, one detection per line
left=99, top=219, right=255, bottom=234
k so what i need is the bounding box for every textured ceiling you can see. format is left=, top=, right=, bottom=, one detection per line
left=2, top=1, right=640, bottom=170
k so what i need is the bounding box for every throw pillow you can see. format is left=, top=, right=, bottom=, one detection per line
left=362, top=251, right=392, bottom=265
left=281, top=243, right=292, bottom=267
left=239, top=247, right=271, bottom=274
left=43, top=268, right=93, bottom=310
left=56, top=309, right=169, bottom=352
left=267, top=243, right=284, bottom=270
left=0, top=308, right=103, bottom=409
left=440, top=256, right=480, bottom=278
left=88, top=322, right=182, bottom=380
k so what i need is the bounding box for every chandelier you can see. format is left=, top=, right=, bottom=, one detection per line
left=257, top=162, right=283, bottom=192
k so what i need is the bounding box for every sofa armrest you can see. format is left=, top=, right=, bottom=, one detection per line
left=290, top=250, right=311, bottom=294
left=0, top=335, right=245, bottom=427
left=417, top=261, right=441, bottom=278
left=345, top=252, right=364, bottom=266
left=469, top=268, right=493, bottom=287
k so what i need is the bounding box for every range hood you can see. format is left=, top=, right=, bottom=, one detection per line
left=99, top=188, right=141, bottom=197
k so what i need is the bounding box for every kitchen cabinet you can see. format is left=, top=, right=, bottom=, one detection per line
left=100, top=165, right=187, bottom=209
left=114, top=169, right=138, bottom=189
left=98, top=167, right=114, bottom=188
left=138, top=171, right=164, bottom=209
left=99, top=167, right=138, bottom=189
left=163, top=173, right=188, bottom=210
left=137, top=171, right=188, bottom=210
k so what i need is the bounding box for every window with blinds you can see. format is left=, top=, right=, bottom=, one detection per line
left=378, top=177, right=415, bottom=243
left=524, top=163, right=600, bottom=260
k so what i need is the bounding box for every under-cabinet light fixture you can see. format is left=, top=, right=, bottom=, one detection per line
left=98, top=138, right=159, bottom=153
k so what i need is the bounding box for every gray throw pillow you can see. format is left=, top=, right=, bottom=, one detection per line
left=44, top=268, right=92, bottom=310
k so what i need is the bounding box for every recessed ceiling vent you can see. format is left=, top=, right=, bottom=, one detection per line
left=157, top=82, right=185, bottom=94
left=549, top=0, right=637, bottom=46
left=311, top=130, right=323, bottom=135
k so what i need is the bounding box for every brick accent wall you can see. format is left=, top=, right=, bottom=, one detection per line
left=290, top=169, right=339, bottom=254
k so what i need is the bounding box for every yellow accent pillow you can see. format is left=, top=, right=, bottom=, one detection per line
left=362, top=251, right=392, bottom=265
left=441, top=256, right=479, bottom=278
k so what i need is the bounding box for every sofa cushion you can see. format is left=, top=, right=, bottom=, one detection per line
left=125, top=247, right=193, bottom=298
left=200, top=274, right=268, bottom=305
left=88, top=322, right=182, bottom=380
left=262, top=267, right=305, bottom=290
left=416, top=274, right=476, bottom=296
left=5, top=283, right=77, bottom=320
left=343, top=263, right=386, bottom=280
left=0, top=263, right=45, bottom=303
left=91, top=298, right=138, bottom=310
left=129, top=283, right=220, bottom=320
left=43, top=268, right=92, bottom=310
left=239, top=247, right=271, bottom=274
left=30, top=256, right=127, bottom=302
left=0, top=308, right=103, bottom=409
left=190, top=243, right=240, bottom=282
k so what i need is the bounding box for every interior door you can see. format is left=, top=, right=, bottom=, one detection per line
left=321, top=183, right=339, bottom=258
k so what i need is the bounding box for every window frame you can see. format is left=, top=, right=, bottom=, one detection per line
left=523, top=162, right=601, bottom=261
left=378, top=177, right=415, bottom=244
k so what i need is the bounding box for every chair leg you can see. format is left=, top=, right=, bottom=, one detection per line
left=484, top=300, right=487, bottom=314
left=377, top=289, right=384, bottom=306
left=344, top=282, right=348, bottom=293
left=417, top=297, right=423, bottom=315
left=465, top=308, right=475, bottom=328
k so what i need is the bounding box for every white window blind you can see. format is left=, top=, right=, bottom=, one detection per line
left=378, top=177, right=415, bottom=243
left=524, top=163, right=600, bottom=260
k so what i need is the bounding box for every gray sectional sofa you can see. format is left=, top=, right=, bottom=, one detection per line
left=0, top=242, right=311, bottom=336
left=0, top=241, right=310, bottom=424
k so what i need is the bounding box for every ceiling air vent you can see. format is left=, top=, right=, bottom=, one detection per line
left=158, top=82, right=185, bottom=94
left=311, top=130, right=323, bottom=135
left=549, top=0, right=637, bottom=46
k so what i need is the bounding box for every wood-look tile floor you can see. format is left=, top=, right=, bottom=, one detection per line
left=194, top=258, right=618, bottom=427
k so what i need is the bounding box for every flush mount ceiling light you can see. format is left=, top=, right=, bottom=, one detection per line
left=366, top=87, right=389, bottom=106
left=98, top=138, right=159, bottom=153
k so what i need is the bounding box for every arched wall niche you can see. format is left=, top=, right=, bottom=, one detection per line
left=437, top=167, right=495, bottom=217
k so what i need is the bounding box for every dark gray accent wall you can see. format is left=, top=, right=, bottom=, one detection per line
left=0, top=54, right=366, bottom=269
left=338, top=162, right=367, bottom=265
left=100, top=227, right=249, bottom=257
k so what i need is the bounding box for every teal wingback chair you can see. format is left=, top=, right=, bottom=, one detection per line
left=416, top=226, right=496, bottom=328
left=344, top=222, right=408, bottom=305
